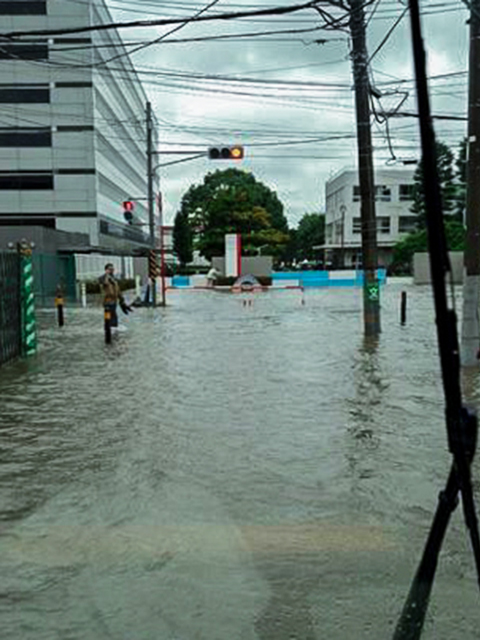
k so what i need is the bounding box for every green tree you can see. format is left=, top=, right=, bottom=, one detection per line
left=411, top=140, right=457, bottom=228
left=295, top=213, right=325, bottom=261
left=178, top=168, right=289, bottom=259
left=173, top=210, right=193, bottom=266
left=391, top=219, right=466, bottom=273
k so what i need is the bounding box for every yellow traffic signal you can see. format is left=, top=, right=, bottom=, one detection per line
left=208, top=145, right=244, bottom=160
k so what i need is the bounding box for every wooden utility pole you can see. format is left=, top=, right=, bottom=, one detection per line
left=349, top=0, right=381, bottom=336
left=461, top=0, right=480, bottom=366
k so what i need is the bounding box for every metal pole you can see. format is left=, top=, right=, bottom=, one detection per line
left=146, top=101, right=157, bottom=306
left=461, top=0, right=480, bottom=365
left=401, top=291, right=407, bottom=325
left=349, top=0, right=381, bottom=335
left=160, top=225, right=166, bottom=306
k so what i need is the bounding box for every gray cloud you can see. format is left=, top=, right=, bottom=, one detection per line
left=108, top=0, right=469, bottom=226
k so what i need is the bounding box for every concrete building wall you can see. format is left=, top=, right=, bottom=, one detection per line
left=324, top=167, right=416, bottom=267
left=0, top=0, right=158, bottom=256
left=414, top=252, right=464, bottom=285
left=212, top=256, right=273, bottom=277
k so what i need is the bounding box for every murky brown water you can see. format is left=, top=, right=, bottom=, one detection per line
left=0, top=281, right=479, bottom=639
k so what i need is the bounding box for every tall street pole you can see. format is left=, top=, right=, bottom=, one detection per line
left=461, top=0, right=480, bottom=366
left=349, top=0, right=381, bottom=336
left=146, top=101, right=156, bottom=306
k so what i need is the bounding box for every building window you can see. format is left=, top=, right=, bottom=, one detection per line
left=375, top=185, right=391, bottom=202
left=399, top=216, right=417, bottom=233
left=0, top=173, right=53, bottom=189
left=0, top=1, right=46, bottom=15
left=353, top=217, right=361, bottom=233
left=377, top=216, right=391, bottom=233
left=353, top=185, right=391, bottom=202
left=399, top=184, right=415, bottom=201
left=0, top=86, right=50, bottom=103
left=326, top=223, right=333, bottom=242
left=0, top=129, right=51, bottom=147
left=0, top=44, right=48, bottom=60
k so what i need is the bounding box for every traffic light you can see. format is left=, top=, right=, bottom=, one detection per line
left=208, top=145, right=244, bottom=160
left=148, top=249, right=158, bottom=279
left=123, top=200, right=135, bottom=224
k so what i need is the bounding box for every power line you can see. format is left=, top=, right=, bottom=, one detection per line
left=1, top=1, right=335, bottom=39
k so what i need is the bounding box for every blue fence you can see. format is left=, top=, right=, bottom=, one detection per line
left=171, top=269, right=387, bottom=288
left=272, top=269, right=387, bottom=288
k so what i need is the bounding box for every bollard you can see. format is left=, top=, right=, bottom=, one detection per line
left=400, top=291, right=407, bottom=325
left=81, top=282, right=87, bottom=308
left=55, top=295, right=64, bottom=327
left=104, top=308, right=112, bottom=344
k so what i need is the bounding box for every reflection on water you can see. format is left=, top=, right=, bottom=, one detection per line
left=0, top=284, right=480, bottom=639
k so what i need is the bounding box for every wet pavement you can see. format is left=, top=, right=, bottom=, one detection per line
left=1, top=281, right=480, bottom=639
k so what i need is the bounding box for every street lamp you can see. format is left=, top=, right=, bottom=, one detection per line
left=254, top=244, right=270, bottom=256
left=339, top=204, right=346, bottom=269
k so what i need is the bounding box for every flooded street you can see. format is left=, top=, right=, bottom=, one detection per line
left=1, top=281, right=480, bottom=639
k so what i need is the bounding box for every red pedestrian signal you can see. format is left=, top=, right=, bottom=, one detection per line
left=208, top=145, right=244, bottom=160
left=122, top=200, right=135, bottom=224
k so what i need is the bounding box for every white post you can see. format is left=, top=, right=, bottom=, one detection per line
left=135, top=275, right=141, bottom=299
left=81, top=282, right=87, bottom=308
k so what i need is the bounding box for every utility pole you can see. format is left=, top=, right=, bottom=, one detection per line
left=349, top=0, right=381, bottom=336
left=146, top=101, right=157, bottom=306
left=461, top=0, right=480, bottom=366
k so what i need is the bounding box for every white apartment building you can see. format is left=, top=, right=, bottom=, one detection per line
left=324, top=167, right=417, bottom=268
left=0, top=0, right=159, bottom=256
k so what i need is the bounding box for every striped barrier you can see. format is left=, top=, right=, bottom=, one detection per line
left=20, top=250, right=37, bottom=356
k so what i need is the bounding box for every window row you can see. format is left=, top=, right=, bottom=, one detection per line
left=0, top=126, right=94, bottom=147
left=0, top=43, right=49, bottom=60
left=0, top=173, right=53, bottom=189
left=352, top=216, right=417, bottom=234
left=352, top=184, right=415, bottom=202
left=0, top=83, right=93, bottom=104
left=0, top=1, right=46, bottom=15
left=0, top=170, right=95, bottom=189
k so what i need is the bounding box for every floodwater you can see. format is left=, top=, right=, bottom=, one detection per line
left=1, top=281, right=480, bottom=639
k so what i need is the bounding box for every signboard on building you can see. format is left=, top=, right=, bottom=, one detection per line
left=225, top=233, right=241, bottom=277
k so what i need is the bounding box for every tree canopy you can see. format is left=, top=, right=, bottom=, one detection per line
left=173, top=209, right=193, bottom=266
left=295, top=213, right=325, bottom=261
left=391, top=219, right=465, bottom=273
left=410, top=140, right=457, bottom=227
left=178, top=168, right=289, bottom=259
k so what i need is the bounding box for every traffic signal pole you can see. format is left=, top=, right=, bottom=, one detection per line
left=146, top=101, right=157, bottom=306
left=349, top=0, right=381, bottom=336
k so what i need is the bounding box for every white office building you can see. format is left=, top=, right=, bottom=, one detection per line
left=0, top=0, right=159, bottom=257
left=324, top=167, right=417, bottom=268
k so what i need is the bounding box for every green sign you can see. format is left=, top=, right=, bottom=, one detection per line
left=366, top=281, right=380, bottom=302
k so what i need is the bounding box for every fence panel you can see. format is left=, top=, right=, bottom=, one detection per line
left=0, top=252, right=21, bottom=366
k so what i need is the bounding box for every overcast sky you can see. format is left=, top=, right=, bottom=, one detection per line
left=106, top=0, right=469, bottom=227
